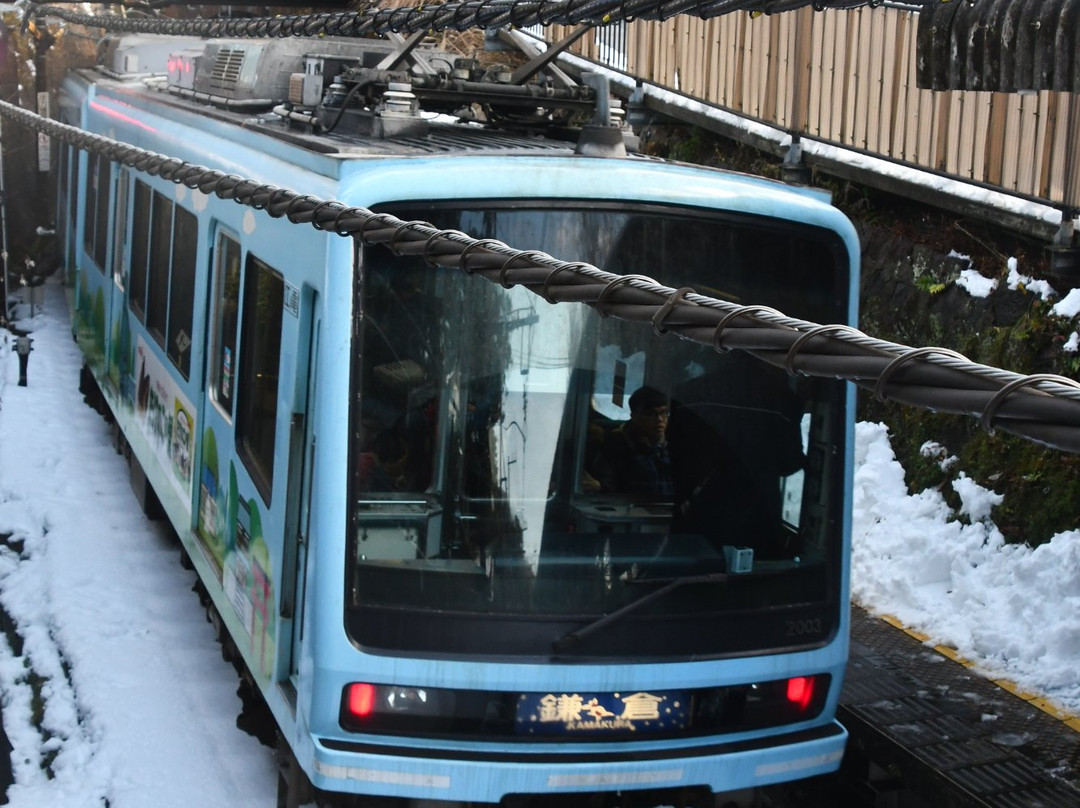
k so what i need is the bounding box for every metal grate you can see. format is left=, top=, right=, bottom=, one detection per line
left=949, top=758, right=1054, bottom=795
left=912, top=739, right=1013, bottom=771
left=209, top=48, right=245, bottom=91
left=844, top=607, right=1080, bottom=805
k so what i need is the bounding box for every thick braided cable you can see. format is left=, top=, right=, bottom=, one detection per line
left=23, top=0, right=890, bottom=38
left=5, top=98, right=1080, bottom=452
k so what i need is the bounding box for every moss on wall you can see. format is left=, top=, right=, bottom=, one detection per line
left=643, top=122, right=1080, bottom=547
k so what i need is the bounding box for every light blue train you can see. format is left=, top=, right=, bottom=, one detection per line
left=58, top=29, right=859, bottom=808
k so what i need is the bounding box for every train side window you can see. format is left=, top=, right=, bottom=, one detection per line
left=111, top=168, right=129, bottom=291
left=95, top=157, right=111, bottom=269
left=82, top=152, right=111, bottom=271
left=129, top=180, right=151, bottom=320
left=236, top=255, right=284, bottom=504
left=167, top=207, right=197, bottom=378
left=82, top=155, right=94, bottom=262
left=146, top=190, right=173, bottom=345
left=209, top=232, right=241, bottom=416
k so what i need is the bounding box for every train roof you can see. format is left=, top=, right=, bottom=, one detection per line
left=78, top=32, right=629, bottom=160
left=66, top=32, right=849, bottom=229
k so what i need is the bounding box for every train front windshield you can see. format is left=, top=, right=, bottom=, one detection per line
left=348, top=203, right=850, bottom=659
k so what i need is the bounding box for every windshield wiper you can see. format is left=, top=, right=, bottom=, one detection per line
left=551, top=571, right=731, bottom=655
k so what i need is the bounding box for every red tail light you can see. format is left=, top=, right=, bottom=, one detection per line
left=347, top=683, right=377, bottom=719
left=786, top=676, right=815, bottom=711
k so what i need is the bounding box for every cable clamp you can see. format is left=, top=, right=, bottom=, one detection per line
left=388, top=220, right=433, bottom=254
left=458, top=239, right=508, bottom=274
left=220, top=173, right=246, bottom=203
left=421, top=229, right=468, bottom=266
left=980, top=373, right=1080, bottom=434
left=498, top=251, right=550, bottom=289
left=711, top=304, right=782, bottom=353
left=246, top=183, right=275, bottom=211
left=541, top=262, right=593, bottom=303
left=310, top=200, right=340, bottom=231
left=785, top=324, right=863, bottom=376
left=330, top=203, right=359, bottom=236
left=595, top=274, right=656, bottom=317
left=284, top=193, right=319, bottom=221
left=264, top=188, right=293, bottom=218
left=874, top=346, right=967, bottom=402
left=358, top=212, right=401, bottom=244
left=652, top=287, right=695, bottom=335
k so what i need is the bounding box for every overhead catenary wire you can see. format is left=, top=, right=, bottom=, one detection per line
left=21, top=0, right=914, bottom=40
left=3, top=98, right=1080, bottom=453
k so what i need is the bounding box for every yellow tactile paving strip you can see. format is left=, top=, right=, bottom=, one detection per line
left=876, top=613, right=1080, bottom=733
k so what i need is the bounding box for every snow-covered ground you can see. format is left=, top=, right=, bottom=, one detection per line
left=0, top=278, right=276, bottom=807
left=0, top=274, right=1076, bottom=806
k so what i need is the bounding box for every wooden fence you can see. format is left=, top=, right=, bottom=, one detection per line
left=546, top=5, right=1080, bottom=212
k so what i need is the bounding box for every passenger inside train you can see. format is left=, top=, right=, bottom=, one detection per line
left=587, top=385, right=674, bottom=500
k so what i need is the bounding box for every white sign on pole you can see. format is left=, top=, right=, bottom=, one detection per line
left=36, top=91, right=50, bottom=172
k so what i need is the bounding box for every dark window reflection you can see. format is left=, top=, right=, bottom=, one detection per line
left=348, top=203, right=850, bottom=657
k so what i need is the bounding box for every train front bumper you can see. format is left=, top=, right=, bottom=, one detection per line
left=310, top=721, right=847, bottom=802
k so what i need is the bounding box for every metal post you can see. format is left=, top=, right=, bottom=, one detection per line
left=15, top=333, right=30, bottom=386
left=0, top=116, right=9, bottom=324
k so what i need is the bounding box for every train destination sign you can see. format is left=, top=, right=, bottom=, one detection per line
left=515, top=690, right=689, bottom=736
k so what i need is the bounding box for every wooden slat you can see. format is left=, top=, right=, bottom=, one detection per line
left=970, top=92, right=991, bottom=184
left=1016, top=93, right=1041, bottom=194
left=1067, top=97, right=1080, bottom=207
left=791, top=7, right=814, bottom=132
left=862, top=9, right=879, bottom=149
left=773, top=13, right=788, bottom=127
left=705, top=18, right=721, bottom=105
left=807, top=10, right=825, bottom=138
left=900, top=15, right=923, bottom=163
left=872, top=12, right=891, bottom=154
left=957, top=92, right=977, bottom=178
left=764, top=14, right=781, bottom=125
left=933, top=92, right=953, bottom=172
left=539, top=6, right=1074, bottom=208
left=850, top=9, right=869, bottom=148
left=827, top=11, right=844, bottom=141
left=691, top=16, right=708, bottom=97
left=733, top=13, right=746, bottom=111
left=1039, top=92, right=1062, bottom=200
left=984, top=93, right=1008, bottom=187
left=723, top=15, right=739, bottom=107
left=864, top=9, right=886, bottom=152
left=887, top=10, right=909, bottom=159
left=840, top=11, right=861, bottom=146
left=660, top=19, right=674, bottom=87
left=1000, top=94, right=1023, bottom=190
left=746, top=15, right=763, bottom=119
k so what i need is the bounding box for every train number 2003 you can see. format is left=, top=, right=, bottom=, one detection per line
left=786, top=618, right=824, bottom=637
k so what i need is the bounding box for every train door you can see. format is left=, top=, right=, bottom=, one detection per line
left=75, top=152, right=113, bottom=370
left=199, top=228, right=311, bottom=689
left=196, top=225, right=242, bottom=591
left=103, top=167, right=129, bottom=390
left=281, top=304, right=318, bottom=687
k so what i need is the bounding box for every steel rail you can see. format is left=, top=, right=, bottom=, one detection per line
left=4, top=98, right=1080, bottom=452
